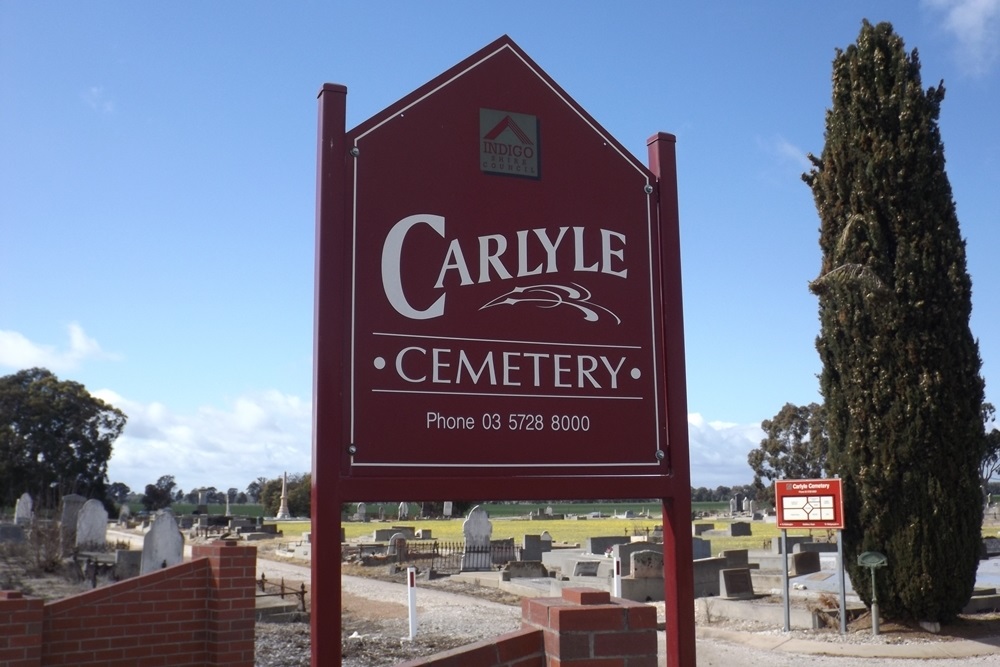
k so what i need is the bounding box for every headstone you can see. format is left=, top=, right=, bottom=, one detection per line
left=356, top=502, right=367, bottom=522
left=140, top=510, right=184, bottom=575
left=415, top=528, right=432, bottom=539
left=720, top=549, right=749, bottom=567
left=585, top=535, right=631, bottom=555
left=225, top=495, right=231, bottom=516
left=76, top=499, right=108, bottom=549
left=275, top=472, right=291, bottom=519
left=771, top=535, right=810, bottom=554
left=387, top=533, right=408, bottom=561
left=378, top=505, right=385, bottom=521
left=692, top=537, right=711, bottom=560
left=0, top=524, right=25, bottom=543
left=522, top=534, right=542, bottom=562
left=14, top=492, right=32, bottom=526
left=460, top=505, right=493, bottom=571
left=729, top=497, right=737, bottom=515
left=118, top=504, right=132, bottom=526
left=631, top=550, right=664, bottom=579
left=692, top=523, right=713, bottom=536
left=741, top=497, right=749, bottom=513
left=398, top=501, right=409, bottom=519
left=788, top=551, right=821, bottom=577
left=613, top=542, right=663, bottom=576
left=443, top=501, right=453, bottom=517
left=115, top=549, right=142, bottom=579
left=544, top=505, right=554, bottom=516
left=539, top=531, right=553, bottom=553
left=719, top=568, right=755, bottom=599
left=748, top=500, right=756, bottom=516
left=571, top=560, right=601, bottom=576
left=503, top=561, right=547, bottom=579
left=59, top=493, right=86, bottom=553
left=198, top=491, right=208, bottom=505
left=728, top=521, right=751, bottom=537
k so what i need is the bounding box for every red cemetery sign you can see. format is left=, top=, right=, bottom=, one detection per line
left=774, top=478, right=845, bottom=530
left=342, top=41, right=669, bottom=477
left=313, top=35, right=695, bottom=667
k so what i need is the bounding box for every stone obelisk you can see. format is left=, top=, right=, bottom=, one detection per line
left=275, top=472, right=292, bottom=519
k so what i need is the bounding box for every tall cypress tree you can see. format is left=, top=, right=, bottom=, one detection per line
left=804, top=20, right=985, bottom=622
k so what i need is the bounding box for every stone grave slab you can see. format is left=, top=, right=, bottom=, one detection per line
left=719, top=568, right=755, bottom=599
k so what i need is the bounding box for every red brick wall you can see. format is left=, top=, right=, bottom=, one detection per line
left=0, top=540, right=255, bottom=667
left=394, top=628, right=545, bottom=667
left=395, top=587, right=657, bottom=667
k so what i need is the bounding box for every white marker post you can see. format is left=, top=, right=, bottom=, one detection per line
left=612, top=556, right=622, bottom=598
left=407, top=567, right=418, bottom=640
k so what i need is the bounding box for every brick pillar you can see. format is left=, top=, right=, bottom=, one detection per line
left=193, top=540, right=257, bottom=667
left=522, top=587, right=657, bottom=667
left=0, top=591, right=43, bottom=667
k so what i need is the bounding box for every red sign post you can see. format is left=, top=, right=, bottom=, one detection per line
left=313, top=36, right=694, bottom=666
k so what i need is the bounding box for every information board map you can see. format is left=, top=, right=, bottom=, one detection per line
left=774, top=478, right=844, bottom=530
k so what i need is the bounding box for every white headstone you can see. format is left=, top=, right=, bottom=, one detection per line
left=76, top=499, right=109, bottom=549
left=461, top=505, right=493, bottom=571
left=398, top=501, right=409, bottom=519
left=729, top=497, right=737, bottom=515
left=118, top=504, right=132, bottom=525
left=356, top=502, right=367, bottom=521
left=14, top=492, right=32, bottom=526
left=544, top=505, right=554, bottom=516
left=141, top=510, right=184, bottom=575
left=442, top=501, right=453, bottom=517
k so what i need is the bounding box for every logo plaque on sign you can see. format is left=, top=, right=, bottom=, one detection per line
left=480, top=108, right=539, bottom=178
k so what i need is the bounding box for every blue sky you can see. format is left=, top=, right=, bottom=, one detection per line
left=2, top=2, right=998, bottom=496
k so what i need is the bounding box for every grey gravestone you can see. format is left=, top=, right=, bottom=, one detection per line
left=443, top=501, right=453, bottom=517
left=76, top=499, right=108, bottom=549
left=572, top=560, right=601, bottom=576
left=720, top=549, right=749, bottom=567
left=118, top=504, right=131, bottom=526
left=140, top=510, right=184, bottom=575
left=788, top=551, right=821, bottom=576
left=0, top=525, right=25, bottom=543
left=771, top=536, right=810, bottom=554
left=692, top=537, right=711, bottom=560
left=356, top=502, right=366, bottom=522
left=115, top=550, right=142, bottom=579
left=748, top=500, right=756, bottom=516
left=539, top=531, right=553, bottom=553
left=14, top=492, right=32, bottom=526
left=692, top=523, right=713, bottom=536
left=729, top=497, right=737, bottom=515
left=741, top=497, right=749, bottom=513
left=631, top=550, right=664, bottom=579
left=387, top=533, right=408, bottom=561
left=719, top=568, right=755, bottom=599
left=522, top=535, right=542, bottom=562
left=728, top=522, right=751, bottom=537
left=586, top=535, right=631, bottom=555
left=59, top=494, right=87, bottom=553
left=612, top=542, right=663, bottom=576
left=460, top=505, right=492, bottom=571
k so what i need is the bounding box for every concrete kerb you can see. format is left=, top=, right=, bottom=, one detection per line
left=694, top=626, right=1000, bottom=659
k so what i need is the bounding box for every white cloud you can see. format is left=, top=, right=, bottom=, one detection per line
left=0, top=323, right=118, bottom=372
left=101, top=389, right=312, bottom=494
left=925, top=0, right=1000, bottom=76
left=687, top=413, right=763, bottom=489
left=82, top=85, right=115, bottom=113
left=758, top=134, right=812, bottom=173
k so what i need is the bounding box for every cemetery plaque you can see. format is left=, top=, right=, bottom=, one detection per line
left=775, top=478, right=845, bottom=530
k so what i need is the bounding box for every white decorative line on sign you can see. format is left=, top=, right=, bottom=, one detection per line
left=480, top=283, right=621, bottom=324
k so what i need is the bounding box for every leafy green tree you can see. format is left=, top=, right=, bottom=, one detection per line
left=804, top=20, right=985, bottom=622
left=748, top=403, right=828, bottom=505
left=979, top=403, right=1000, bottom=507
left=142, top=474, right=176, bottom=511
left=0, top=368, right=126, bottom=508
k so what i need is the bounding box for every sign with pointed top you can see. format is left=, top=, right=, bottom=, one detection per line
left=335, top=36, right=671, bottom=477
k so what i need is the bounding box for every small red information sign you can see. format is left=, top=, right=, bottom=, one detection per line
left=774, top=478, right=845, bottom=530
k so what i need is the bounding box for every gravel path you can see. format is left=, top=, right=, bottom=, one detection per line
left=251, top=557, right=1000, bottom=666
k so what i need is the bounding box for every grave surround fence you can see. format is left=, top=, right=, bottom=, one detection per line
left=343, top=540, right=521, bottom=572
